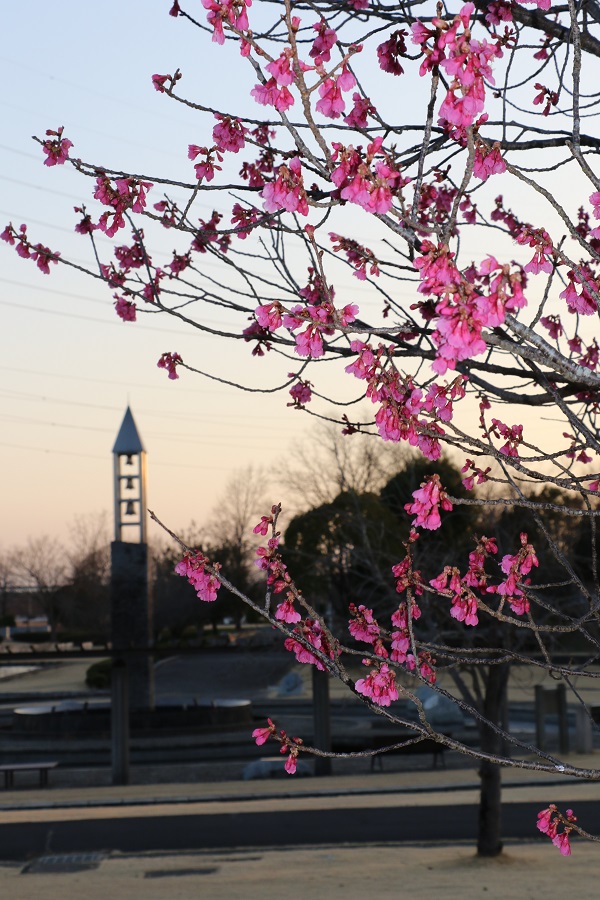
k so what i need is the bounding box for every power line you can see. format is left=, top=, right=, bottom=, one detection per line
left=0, top=386, right=294, bottom=423
left=0, top=365, right=218, bottom=395
left=0, top=276, right=107, bottom=306
left=0, top=412, right=289, bottom=446
left=0, top=441, right=251, bottom=471
left=0, top=298, right=229, bottom=334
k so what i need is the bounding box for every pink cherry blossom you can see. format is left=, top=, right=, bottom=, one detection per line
left=552, top=831, right=572, bottom=856
left=348, top=604, right=381, bottom=644
left=310, top=20, right=337, bottom=64
left=251, top=78, right=294, bottom=113
left=41, top=126, right=73, bottom=167
left=262, top=158, right=308, bottom=216
left=537, top=805, right=559, bottom=837
left=355, top=662, right=399, bottom=706
left=405, top=474, right=453, bottom=531
left=377, top=30, right=407, bottom=75
left=344, top=93, right=376, bottom=130
left=288, top=378, right=312, bottom=408
left=255, top=301, right=284, bottom=331
left=114, top=296, right=137, bottom=322
left=202, top=0, right=251, bottom=45
left=533, top=82, right=558, bottom=115
left=283, top=749, right=298, bottom=774
left=188, top=145, right=223, bottom=182
left=473, top=143, right=506, bottom=180
left=213, top=114, right=248, bottom=153
left=174, top=550, right=221, bottom=602
left=275, top=596, right=302, bottom=624
left=284, top=618, right=336, bottom=671
left=253, top=515, right=273, bottom=536
left=252, top=718, right=275, bottom=745
left=157, top=351, right=183, bottom=380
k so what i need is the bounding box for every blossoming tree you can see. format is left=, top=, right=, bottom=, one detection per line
left=5, top=0, right=600, bottom=857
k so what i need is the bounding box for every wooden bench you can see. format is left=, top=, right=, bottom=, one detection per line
left=0, top=761, right=58, bottom=789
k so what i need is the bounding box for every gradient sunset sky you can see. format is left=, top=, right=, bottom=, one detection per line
left=2, top=1, right=593, bottom=553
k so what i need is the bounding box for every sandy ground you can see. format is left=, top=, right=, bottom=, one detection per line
left=0, top=841, right=592, bottom=900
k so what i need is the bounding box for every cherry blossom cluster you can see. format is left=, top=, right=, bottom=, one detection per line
left=533, top=83, right=559, bottom=117
left=412, top=4, right=502, bottom=131
left=287, top=375, right=313, bottom=409
left=331, top=137, right=408, bottom=215
left=261, top=157, right=308, bottom=216
left=239, top=124, right=276, bottom=188
left=157, top=351, right=183, bottom=380
left=255, top=286, right=358, bottom=360
left=329, top=232, right=380, bottom=280
left=489, top=532, right=538, bottom=616
left=575, top=202, right=600, bottom=253
left=355, top=661, right=399, bottom=706
left=348, top=603, right=388, bottom=658
left=114, top=295, right=137, bottom=322
left=414, top=243, right=527, bottom=376
left=188, top=144, right=223, bottom=183
left=174, top=551, right=221, bottom=602
left=390, top=601, right=436, bottom=683
left=114, top=232, right=147, bottom=271
left=284, top=618, right=337, bottom=671
left=344, top=92, right=376, bottom=129
left=254, top=529, right=293, bottom=598
left=460, top=458, right=491, bottom=491
left=92, top=175, right=153, bottom=238
left=345, top=544, right=438, bottom=687
left=251, top=45, right=299, bottom=113
left=491, top=194, right=521, bottom=236
left=430, top=566, right=480, bottom=626
left=560, top=267, right=599, bottom=317
left=40, top=126, right=73, bottom=167
left=473, top=139, right=506, bottom=181
left=253, top=508, right=309, bottom=629
left=489, top=418, right=524, bottom=459
left=429, top=532, right=537, bottom=621
left=151, top=69, right=182, bottom=94
left=537, top=805, right=577, bottom=855
left=377, top=30, right=408, bottom=76
left=202, top=0, right=251, bottom=46
left=286, top=300, right=358, bottom=358
left=391, top=533, right=424, bottom=597
left=1, top=223, right=60, bottom=274
left=515, top=226, right=554, bottom=276
left=429, top=536, right=499, bottom=626
left=345, top=341, right=466, bottom=457
left=230, top=202, right=261, bottom=239
left=413, top=174, right=462, bottom=234
left=405, top=474, right=453, bottom=531
left=563, top=432, right=593, bottom=465
left=346, top=585, right=435, bottom=689
left=192, top=211, right=231, bottom=255
left=252, top=718, right=304, bottom=774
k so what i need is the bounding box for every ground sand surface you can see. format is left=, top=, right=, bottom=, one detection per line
left=0, top=841, right=593, bottom=900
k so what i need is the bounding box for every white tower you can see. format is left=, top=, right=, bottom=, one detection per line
left=112, top=406, right=148, bottom=543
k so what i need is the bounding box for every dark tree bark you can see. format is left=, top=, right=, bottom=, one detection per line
left=477, top=663, right=510, bottom=857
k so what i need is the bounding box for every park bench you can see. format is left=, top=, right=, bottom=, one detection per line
left=333, top=730, right=450, bottom=771
left=0, top=761, right=58, bottom=789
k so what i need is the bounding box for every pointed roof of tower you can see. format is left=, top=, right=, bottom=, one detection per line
left=112, top=406, right=146, bottom=454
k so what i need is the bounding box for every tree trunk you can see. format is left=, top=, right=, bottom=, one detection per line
left=477, top=663, right=509, bottom=857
